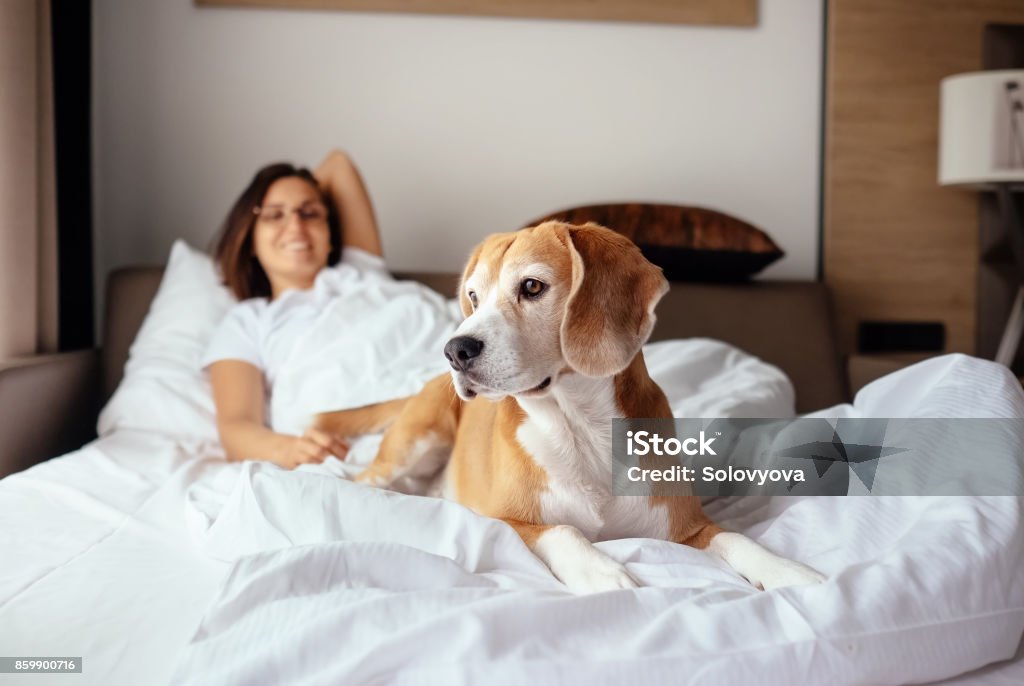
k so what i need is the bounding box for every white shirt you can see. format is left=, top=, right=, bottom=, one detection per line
left=201, top=246, right=390, bottom=395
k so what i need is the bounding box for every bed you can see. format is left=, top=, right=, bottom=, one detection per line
left=1, top=225, right=1023, bottom=685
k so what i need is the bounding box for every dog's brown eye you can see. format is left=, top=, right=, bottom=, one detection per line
left=467, top=291, right=478, bottom=309
left=521, top=279, right=546, bottom=299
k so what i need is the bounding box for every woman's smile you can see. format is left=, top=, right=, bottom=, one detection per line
left=280, top=239, right=314, bottom=253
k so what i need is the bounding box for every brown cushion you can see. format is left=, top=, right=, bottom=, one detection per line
left=525, top=203, right=784, bottom=282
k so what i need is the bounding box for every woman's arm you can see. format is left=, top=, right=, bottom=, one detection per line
left=314, top=149, right=383, bottom=257
left=208, top=359, right=349, bottom=468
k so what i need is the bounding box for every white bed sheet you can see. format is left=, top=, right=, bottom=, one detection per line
left=1, top=350, right=1022, bottom=685
left=0, top=431, right=234, bottom=685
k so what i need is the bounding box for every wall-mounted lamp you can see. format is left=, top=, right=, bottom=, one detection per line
left=939, top=69, right=1024, bottom=367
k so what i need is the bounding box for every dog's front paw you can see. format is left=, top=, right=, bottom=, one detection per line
left=709, top=532, right=825, bottom=592
left=559, top=555, right=640, bottom=594
left=535, top=525, right=640, bottom=594
left=750, top=559, right=826, bottom=591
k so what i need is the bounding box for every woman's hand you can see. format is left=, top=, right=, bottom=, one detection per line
left=274, top=427, right=350, bottom=469
left=210, top=360, right=353, bottom=468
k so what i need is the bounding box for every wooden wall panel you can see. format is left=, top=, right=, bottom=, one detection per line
left=195, top=0, right=758, bottom=27
left=825, top=0, right=1024, bottom=360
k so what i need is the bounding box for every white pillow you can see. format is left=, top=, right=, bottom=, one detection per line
left=644, top=338, right=796, bottom=419
left=98, top=240, right=235, bottom=441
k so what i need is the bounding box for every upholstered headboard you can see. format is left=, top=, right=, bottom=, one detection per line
left=102, top=268, right=846, bottom=413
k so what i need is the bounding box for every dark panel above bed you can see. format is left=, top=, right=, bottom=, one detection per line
left=524, top=203, right=784, bottom=282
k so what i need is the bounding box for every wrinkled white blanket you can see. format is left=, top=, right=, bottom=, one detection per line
left=172, top=353, right=1024, bottom=686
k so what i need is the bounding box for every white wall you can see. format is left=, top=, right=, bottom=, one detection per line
left=93, top=0, right=823, bottom=302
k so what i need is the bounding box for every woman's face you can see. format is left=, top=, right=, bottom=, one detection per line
left=252, top=176, right=331, bottom=298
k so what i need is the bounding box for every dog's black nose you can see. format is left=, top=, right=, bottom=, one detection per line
left=444, top=336, right=484, bottom=371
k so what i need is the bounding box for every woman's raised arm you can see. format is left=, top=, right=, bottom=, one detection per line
left=314, top=149, right=383, bottom=257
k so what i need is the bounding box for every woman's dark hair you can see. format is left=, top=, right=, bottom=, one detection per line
left=211, top=163, right=343, bottom=300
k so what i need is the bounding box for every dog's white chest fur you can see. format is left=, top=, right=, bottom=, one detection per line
left=516, top=376, right=669, bottom=542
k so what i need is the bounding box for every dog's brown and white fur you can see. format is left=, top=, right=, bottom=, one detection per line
left=316, top=221, right=824, bottom=593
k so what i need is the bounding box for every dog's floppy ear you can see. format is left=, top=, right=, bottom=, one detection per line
left=560, top=223, right=669, bottom=377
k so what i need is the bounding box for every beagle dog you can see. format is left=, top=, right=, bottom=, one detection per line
left=316, top=221, right=825, bottom=593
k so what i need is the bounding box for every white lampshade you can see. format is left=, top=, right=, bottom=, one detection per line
left=939, top=69, right=1024, bottom=189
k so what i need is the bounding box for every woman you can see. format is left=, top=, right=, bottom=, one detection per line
left=203, top=150, right=384, bottom=469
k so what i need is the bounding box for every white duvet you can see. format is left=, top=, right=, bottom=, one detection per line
left=2, top=259, right=1024, bottom=685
